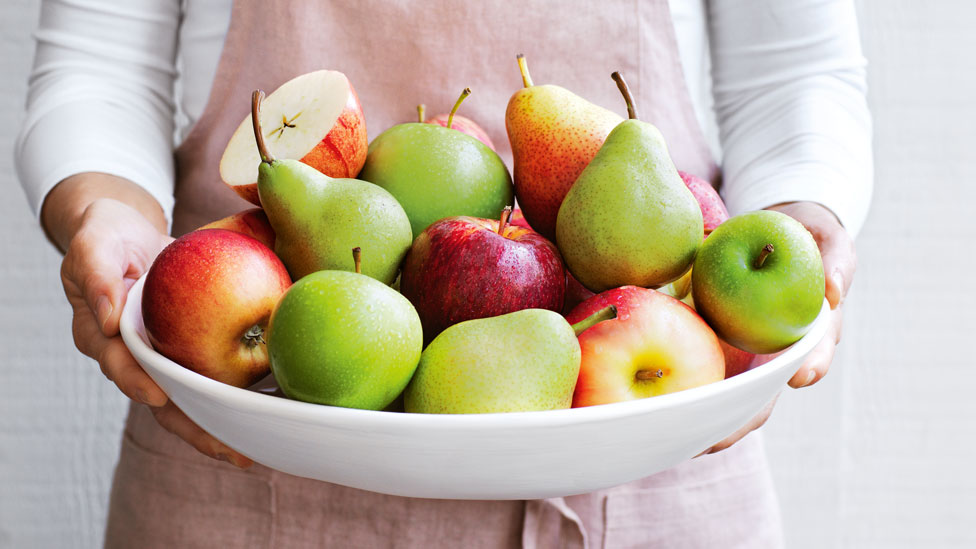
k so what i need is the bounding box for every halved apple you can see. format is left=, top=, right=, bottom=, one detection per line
left=220, top=70, right=368, bottom=205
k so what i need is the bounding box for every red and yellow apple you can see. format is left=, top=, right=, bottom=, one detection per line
left=567, top=286, right=725, bottom=407
left=399, top=208, right=565, bottom=341
left=219, top=70, right=368, bottom=205
left=142, top=229, right=291, bottom=387
left=200, top=208, right=276, bottom=250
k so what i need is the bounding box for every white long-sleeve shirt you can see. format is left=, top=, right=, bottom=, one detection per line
left=15, top=0, right=873, bottom=235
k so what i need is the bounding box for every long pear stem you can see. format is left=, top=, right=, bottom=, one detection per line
left=446, top=88, right=471, bottom=129
left=251, top=90, right=275, bottom=163
left=417, top=104, right=426, bottom=123
left=497, top=206, right=513, bottom=235
left=570, top=305, right=618, bottom=336
left=516, top=54, right=534, bottom=88
left=611, top=72, right=639, bottom=120
left=352, top=247, right=362, bottom=274
left=754, top=244, right=774, bottom=269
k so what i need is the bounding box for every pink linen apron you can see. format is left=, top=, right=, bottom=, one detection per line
left=106, top=0, right=783, bottom=547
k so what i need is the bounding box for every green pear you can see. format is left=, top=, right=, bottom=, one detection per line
left=268, top=248, right=423, bottom=410
left=359, top=88, right=514, bottom=236
left=404, top=306, right=616, bottom=414
left=555, top=73, right=703, bottom=292
left=250, top=90, right=412, bottom=284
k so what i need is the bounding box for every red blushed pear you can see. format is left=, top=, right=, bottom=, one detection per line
left=200, top=208, right=276, bottom=250
left=142, top=229, right=292, bottom=388
left=506, top=54, right=623, bottom=241
left=219, top=70, right=368, bottom=205
left=567, top=286, right=725, bottom=407
left=399, top=206, right=566, bottom=342
left=418, top=103, right=496, bottom=151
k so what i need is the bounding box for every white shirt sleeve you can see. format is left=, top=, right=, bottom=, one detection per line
left=14, top=0, right=181, bottom=223
left=707, top=0, right=873, bottom=236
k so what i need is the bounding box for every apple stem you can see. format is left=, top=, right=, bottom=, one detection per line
left=635, top=369, right=664, bottom=381
left=611, top=72, right=639, bottom=120
left=570, top=305, right=617, bottom=336
left=417, top=104, right=426, bottom=123
left=241, top=325, right=266, bottom=348
left=251, top=90, right=275, bottom=164
left=352, top=247, right=362, bottom=274
left=497, top=206, right=513, bottom=235
left=516, top=53, right=534, bottom=88
left=755, top=244, right=774, bottom=269
left=446, top=88, right=471, bottom=130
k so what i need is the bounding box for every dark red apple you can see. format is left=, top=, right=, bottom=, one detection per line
left=567, top=286, right=725, bottom=407
left=142, top=229, right=291, bottom=387
left=399, top=208, right=565, bottom=341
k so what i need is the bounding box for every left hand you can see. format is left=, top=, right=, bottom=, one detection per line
left=701, top=201, right=856, bottom=455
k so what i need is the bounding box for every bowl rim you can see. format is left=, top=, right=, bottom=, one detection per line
left=121, top=275, right=831, bottom=432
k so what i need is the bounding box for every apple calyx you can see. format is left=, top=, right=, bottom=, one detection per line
left=446, top=88, right=472, bottom=130
left=754, top=244, right=775, bottom=269
left=251, top=90, right=276, bottom=164
left=241, top=324, right=266, bottom=348
left=516, top=53, right=535, bottom=88
left=611, top=71, right=639, bottom=120
left=635, top=368, right=664, bottom=381
left=570, top=305, right=618, bottom=336
left=497, top=206, right=513, bottom=235
left=417, top=104, right=426, bottom=123
left=352, top=246, right=362, bottom=274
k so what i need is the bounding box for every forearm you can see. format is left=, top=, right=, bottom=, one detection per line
left=41, top=173, right=168, bottom=253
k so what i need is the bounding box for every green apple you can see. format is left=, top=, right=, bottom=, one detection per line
left=691, top=210, right=824, bottom=354
left=358, top=88, right=514, bottom=236
left=267, top=252, right=423, bottom=410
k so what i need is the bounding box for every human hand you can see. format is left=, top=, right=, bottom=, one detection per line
left=48, top=177, right=253, bottom=468
left=700, top=201, right=856, bottom=455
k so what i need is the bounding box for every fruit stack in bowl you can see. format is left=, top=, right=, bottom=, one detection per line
left=139, top=57, right=825, bottom=415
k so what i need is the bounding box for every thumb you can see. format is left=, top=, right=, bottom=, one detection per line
left=62, top=232, right=131, bottom=338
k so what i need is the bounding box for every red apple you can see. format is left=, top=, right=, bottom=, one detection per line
left=425, top=113, right=496, bottom=151
left=678, top=170, right=730, bottom=235
left=562, top=271, right=595, bottom=316
left=567, top=286, right=725, bottom=407
left=400, top=208, right=565, bottom=341
left=509, top=207, right=532, bottom=230
left=142, top=229, right=291, bottom=387
left=720, top=340, right=757, bottom=378
left=200, top=208, right=276, bottom=250
left=220, top=70, right=368, bottom=205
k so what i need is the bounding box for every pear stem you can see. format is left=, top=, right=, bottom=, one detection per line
left=611, top=72, right=639, bottom=120
left=516, top=53, right=534, bottom=88
left=755, top=244, right=774, bottom=269
left=251, top=90, right=275, bottom=164
left=446, top=88, right=471, bottom=130
left=417, top=104, right=426, bottom=123
left=497, top=206, right=513, bottom=235
left=635, top=369, right=664, bottom=381
left=352, top=247, right=362, bottom=274
left=571, top=305, right=617, bottom=336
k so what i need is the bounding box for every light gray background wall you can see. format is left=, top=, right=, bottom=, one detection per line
left=1, top=1, right=973, bottom=547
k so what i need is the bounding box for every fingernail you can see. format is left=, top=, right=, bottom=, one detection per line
left=802, top=370, right=817, bottom=387
left=95, top=295, right=113, bottom=331
left=230, top=455, right=254, bottom=469
left=831, top=268, right=845, bottom=306
left=136, top=389, right=152, bottom=405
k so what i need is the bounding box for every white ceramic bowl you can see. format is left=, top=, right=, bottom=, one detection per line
left=120, top=275, right=830, bottom=500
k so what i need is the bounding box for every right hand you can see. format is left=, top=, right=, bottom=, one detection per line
left=55, top=192, right=253, bottom=469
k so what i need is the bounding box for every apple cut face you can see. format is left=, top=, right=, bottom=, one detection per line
left=220, top=70, right=368, bottom=205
